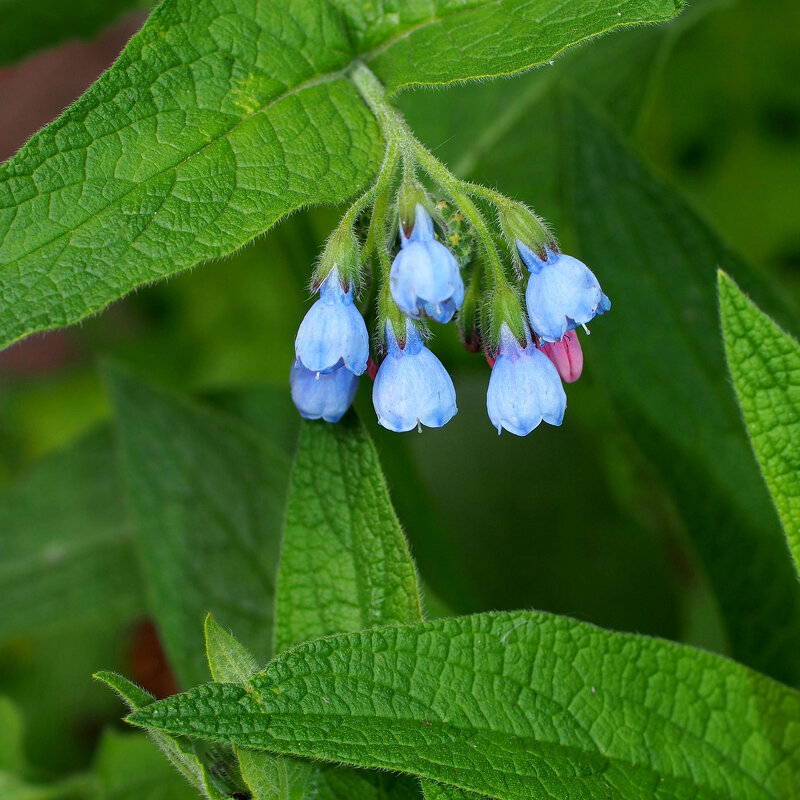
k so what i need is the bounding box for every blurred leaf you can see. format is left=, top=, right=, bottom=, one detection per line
left=559, top=91, right=800, bottom=683
left=94, top=672, right=232, bottom=800
left=0, top=696, right=26, bottom=773
left=0, top=696, right=96, bottom=800
left=131, top=610, right=800, bottom=800
left=719, top=271, right=800, bottom=575
left=0, top=0, right=144, bottom=67
left=0, top=429, right=143, bottom=773
left=0, top=619, right=133, bottom=773
left=92, top=729, right=197, bottom=800
left=0, top=427, right=143, bottom=640
left=105, top=363, right=290, bottom=688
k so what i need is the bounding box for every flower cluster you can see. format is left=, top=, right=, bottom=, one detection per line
left=291, top=194, right=609, bottom=435
left=290, top=66, right=608, bottom=436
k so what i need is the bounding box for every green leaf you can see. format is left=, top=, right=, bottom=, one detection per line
left=204, top=614, right=259, bottom=685
left=0, top=427, right=143, bottom=640
left=232, top=416, right=425, bottom=800
left=719, top=271, right=800, bottom=576
left=275, top=416, right=423, bottom=653
left=0, top=0, right=145, bottom=68
left=94, top=672, right=236, bottom=800
left=558, top=91, right=800, bottom=684
left=105, top=363, right=290, bottom=688
left=0, top=0, right=684, bottom=352
left=129, top=610, right=800, bottom=800
left=338, top=0, right=684, bottom=93
left=0, top=696, right=26, bottom=773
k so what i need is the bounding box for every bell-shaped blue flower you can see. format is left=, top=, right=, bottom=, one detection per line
left=295, top=268, right=369, bottom=375
left=373, top=320, right=457, bottom=432
left=487, top=323, right=566, bottom=436
left=519, top=241, right=610, bottom=343
left=390, top=204, right=464, bottom=324
left=290, top=359, right=358, bottom=423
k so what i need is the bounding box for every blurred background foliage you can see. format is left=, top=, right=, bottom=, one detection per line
left=1, top=0, right=799, bottom=786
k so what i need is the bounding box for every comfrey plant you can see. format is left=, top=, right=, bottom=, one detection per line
left=291, top=65, right=609, bottom=435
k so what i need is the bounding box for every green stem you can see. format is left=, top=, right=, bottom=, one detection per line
left=362, top=140, right=400, bottom=266
left=350, top=62, right=510, bottom=291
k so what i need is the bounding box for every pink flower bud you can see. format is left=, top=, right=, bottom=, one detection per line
left=538, top=329, right=583, bottom=383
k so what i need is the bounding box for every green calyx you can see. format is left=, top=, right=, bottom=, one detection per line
left=377, top=284, right=410, bottom=349
left=314, top=225, right=361, bottom=289
left=497, top=200, right=554, bottom=264
left=487, top=284, right=527, bottom=353
left=398, top=181, right=430, bottom=238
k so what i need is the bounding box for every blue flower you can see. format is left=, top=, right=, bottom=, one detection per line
left=295, top=268, right=369, bottom=375
left=373, top=320, right=457, bottom=432
left=390, top=204, right=464, bottom=323
left=487, top=323, right=566, bottom=436
left=290, top=360, right=358, bottom=423
left=519, top=242, right=610, bottom=343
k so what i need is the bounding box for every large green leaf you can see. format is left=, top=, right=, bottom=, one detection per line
left=0, top=0, right=683, bottom=352
left=221, top=416, right=425, bottom=800
left=274, top=416, right=422, bottom=653
left=719, top=271, right=800, bottom=576
left=105, top=364, right=290, bottom=688
left=0, top=0, right=145, bottom=67
left=0, top=427, right=142, bottom=640
left=130, top=610, right=800, bottom=800
left=559, top=92, right=800, bottom=684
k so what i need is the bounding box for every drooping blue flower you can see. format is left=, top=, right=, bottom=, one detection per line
left=518, top=241, right=610, bottom=344
left=390, top=204, right=464, bottom=324
left=295, top=268, right=369, bottom=376
left=373, top=319, right=457, bottom=432
left=487, top=323, right=566, bottom=436
left=290, top=359, right=358, bottom=423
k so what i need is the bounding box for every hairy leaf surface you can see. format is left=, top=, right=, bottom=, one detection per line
left=275, top=416, right=422, bottom=652
left=130, top=611, right=800, bottom=800
left=719, top=272, right=800, bottom=575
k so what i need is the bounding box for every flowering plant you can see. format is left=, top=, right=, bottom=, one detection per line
left=1, top=1, right=799, bottom=799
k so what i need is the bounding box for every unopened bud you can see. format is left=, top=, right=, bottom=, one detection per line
left=497, top=200, right=554, bottom=263
left=538, top=329, right=583, bottom=383
left=487, top=285, right=526, bottom=355
left=314, top=225, right=360, bottom=289
left=398, top=181, right=430, bottom=239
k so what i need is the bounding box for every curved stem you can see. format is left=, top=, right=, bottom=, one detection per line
left=362, top=141, right=400, bottom=266
left=350, top=62, right=510, bottom=292
left=409, top=140, right=508, bottom=290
